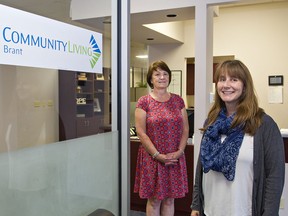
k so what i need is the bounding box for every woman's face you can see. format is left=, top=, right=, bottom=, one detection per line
left=217, top=72, right=244, bottom=108
left=151, top=68, right=169, bottom=89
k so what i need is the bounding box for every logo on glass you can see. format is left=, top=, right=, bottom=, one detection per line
left=89, top=35, right=101, bottom=69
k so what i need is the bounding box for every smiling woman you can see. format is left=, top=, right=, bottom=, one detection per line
left=134, top=60, right=189, bottom=216
left=216, top=72, right=244, bottom=115
left=191, top=59, right=285, bottom=216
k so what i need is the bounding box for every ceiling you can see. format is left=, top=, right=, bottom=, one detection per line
left=1, top=0, right=287, bottom=45
left=0, top=0, right=287, bottom=67
left=77, top=6, right=196, bottom=45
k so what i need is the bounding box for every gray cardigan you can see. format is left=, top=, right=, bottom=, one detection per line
left=191, top=114, right=285, bottom=216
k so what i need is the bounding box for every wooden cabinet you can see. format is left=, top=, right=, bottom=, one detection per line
left=186, top=63, right=218, bottom=95
left=130, top=140, right=194, bottom=216
left=186, top=64, right=195, bottom=95
left=76, top=117, right=100, bottom=137
left=59, top=68, right=110, bottom=141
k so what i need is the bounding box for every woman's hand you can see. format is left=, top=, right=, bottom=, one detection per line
left=156, top=153, right=178, bottom=166
left=166, top=149, right=184, bottom=160
left=155, top=148, right=185, bottom=166
left=191, top=210, right=199, bottom=216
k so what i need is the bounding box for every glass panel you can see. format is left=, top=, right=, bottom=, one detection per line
left=133, top=67, right=147, bottom=88
left=0, top=131, right=119, bottom=216
left=130, top=67, right=148, bottom=103
left=0, top=0, right=118, bottom=215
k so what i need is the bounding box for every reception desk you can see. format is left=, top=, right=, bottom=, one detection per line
left=130, top=139, right=194, bottom=216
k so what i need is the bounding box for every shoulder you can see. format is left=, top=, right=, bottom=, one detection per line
left=136, top=94, right=150, bottom=110
left=170, top=93, right=184, bottom=102
left=170, top=93, right=185, bottom=107
left=256, top=112, right=282, bottom=140
left=260, top=113, right=278, bottom=129
left=262, top=113, right=273, bottom=122
left=138, top=94, right=149, bottom=102
left=170, top=93, right=181, bottom=98
left=137, top=94, right=150, bottom=104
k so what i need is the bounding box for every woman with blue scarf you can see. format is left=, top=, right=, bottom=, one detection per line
left=191, top=60, right=285, bottom=216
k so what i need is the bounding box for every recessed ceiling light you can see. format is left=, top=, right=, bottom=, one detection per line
left=166, top=14, right=177, bottom=18
left=136, top=55, right=148, bottom=59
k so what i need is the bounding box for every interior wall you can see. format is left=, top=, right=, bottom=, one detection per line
left=214, top=2, right=288, bottom=129
left=148, top=1, right=288, bottom=129
left=0, top=65, right=59, bottom=152
left=103, top=37, right=111, bottom=68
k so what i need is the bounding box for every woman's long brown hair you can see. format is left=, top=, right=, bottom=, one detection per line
left=203, top=60, right=264, bottom=135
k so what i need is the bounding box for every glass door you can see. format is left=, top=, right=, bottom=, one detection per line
left=0, top=0, right=124, bottom=215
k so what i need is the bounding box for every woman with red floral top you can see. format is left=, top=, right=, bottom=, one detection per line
left=134, top=60, right=189, bottom=216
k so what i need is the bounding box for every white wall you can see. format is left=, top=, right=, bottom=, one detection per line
left=103, top=37, right=111, bottom=68
left=214, top=2, right=288, bottom=129
left=149, top=1, right=288, bottom=129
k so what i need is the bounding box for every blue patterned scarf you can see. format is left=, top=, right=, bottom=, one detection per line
left=200, top=109, right=244, bottom=181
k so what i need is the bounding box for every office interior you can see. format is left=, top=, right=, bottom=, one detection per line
left=0, top=0, right=288, bottom=215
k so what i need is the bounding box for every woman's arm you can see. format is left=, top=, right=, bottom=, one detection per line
left=262, top=116, right=285, bottom=215
left=191, top=154, right=203, bottom=214
left=135, top=107, right=158, bottom=155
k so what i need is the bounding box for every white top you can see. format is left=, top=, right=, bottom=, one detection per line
left=280, top=128, right=288, bottom=138
left=203, top=134, right=254, bottom=216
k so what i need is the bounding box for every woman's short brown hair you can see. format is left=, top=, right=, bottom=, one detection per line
left=146, top=60, right=172, bottom=89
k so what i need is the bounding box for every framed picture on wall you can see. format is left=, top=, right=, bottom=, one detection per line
left=168, top=70, right=182, bottom=96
